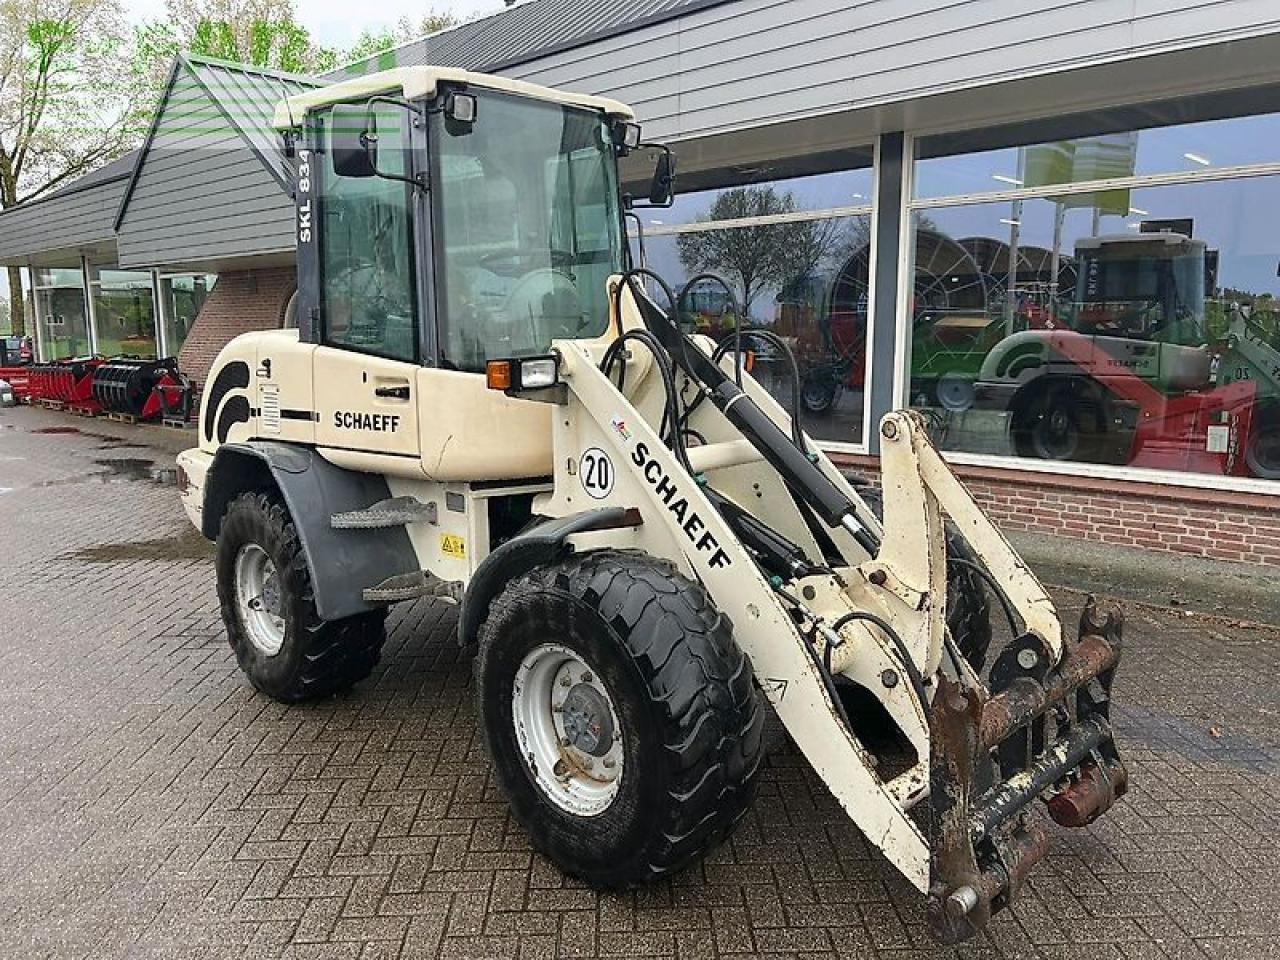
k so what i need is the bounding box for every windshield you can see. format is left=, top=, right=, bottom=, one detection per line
left=432, top=90, right=624, bottom=371
left=1074, top=240, right=1207, bottom=344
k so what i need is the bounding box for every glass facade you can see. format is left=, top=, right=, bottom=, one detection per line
left=90, top=268, right=157, bottom=358
left=33, top=268, right=91, bottom=359
left=907, top=114, right=1280, bottom=483
left=159, top=274, right=216, bottom=357
left=633, top=163, right=875, bottom=446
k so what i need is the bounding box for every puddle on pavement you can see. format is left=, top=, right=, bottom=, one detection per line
left=31, top=425, right=139, bottom=446
left=33, top=457, right=179, bottom=487
left=68, top=526, right=213, bottom=562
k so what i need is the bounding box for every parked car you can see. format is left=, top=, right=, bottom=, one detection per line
left=0, top=378, right=15, bottom=407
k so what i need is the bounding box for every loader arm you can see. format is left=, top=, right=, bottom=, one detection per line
left=524, top=281, right=1126, bottom=943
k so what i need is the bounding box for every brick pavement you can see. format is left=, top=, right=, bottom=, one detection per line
left=2, top=405, right=1279, bottom=960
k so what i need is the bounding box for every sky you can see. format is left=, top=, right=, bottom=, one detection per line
left=122, top=0, right=503, bottom=49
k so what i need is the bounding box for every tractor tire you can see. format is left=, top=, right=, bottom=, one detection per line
left=856, top=487, right=992, bottom=672
left=1245, top=404, right=1280, bottom=480
left=475, top=549, right=764, bottom=888
left=801, top=371, right=840, bottom=415
left=1013, top=386, right=1081, bottom=461
left=216, top=491, right=386, bottom=702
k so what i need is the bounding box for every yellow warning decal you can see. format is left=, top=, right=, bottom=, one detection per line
left=441, top=533, right=467, bottom=560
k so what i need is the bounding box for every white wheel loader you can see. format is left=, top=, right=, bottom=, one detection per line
left=177, top=66, right=1127, bottom=942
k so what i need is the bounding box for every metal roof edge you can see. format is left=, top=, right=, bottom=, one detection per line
left=0, top=160, right=135, bottom=220
left=481, top=0, right=740, bottom=74
left=181, top=52, right=321, bottom=86
left=112, top=58, right=186, bottom=232
left=175, top=54, right=304, bottom=195
left=329, top=0, right=741, bottom=80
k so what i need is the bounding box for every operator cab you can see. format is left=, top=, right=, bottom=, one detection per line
left=278, top=68, right=671, bottom=374
left=271, top=68, right=673, bottom=480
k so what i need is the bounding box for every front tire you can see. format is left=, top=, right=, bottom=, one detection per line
left=216, top=492, right=386, bottom=702
left=476, top=549, right=763, bottom=888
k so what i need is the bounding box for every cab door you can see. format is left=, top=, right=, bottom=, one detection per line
left=311, top=102, right=422, bottom=466
left=313, top=347, right=420, bottom=460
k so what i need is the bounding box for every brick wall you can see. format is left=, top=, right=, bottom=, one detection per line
left=833, top=453, right=1280, bottom=568
left=178, top=267, right=296, bottom=385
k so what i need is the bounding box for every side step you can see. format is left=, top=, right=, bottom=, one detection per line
left=363, top=570, right=463, bottom=605
left=332, top=496, right=438, bottom=529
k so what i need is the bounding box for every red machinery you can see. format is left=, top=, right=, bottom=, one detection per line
left=27, top=357, right=104, bottom=409
left=91, top=357, right=185, bottom=420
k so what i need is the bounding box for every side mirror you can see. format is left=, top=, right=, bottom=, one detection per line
left=330, top=103, right=377, bottom=178
left=649, top=149, right=676, bottom=206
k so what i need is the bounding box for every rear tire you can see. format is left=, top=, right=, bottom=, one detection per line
left=856, top=487, right=991, bottom=672
left=1245, top=405, right=1280, bottom=479
left=216, top=491, right=386, bottom=702
left=1014, top=386, right=1081, bottom=461
left=475, top=549, right=763, bottom=888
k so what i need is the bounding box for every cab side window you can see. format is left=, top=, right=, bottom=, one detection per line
left=319, top=107, right=418, bottom=362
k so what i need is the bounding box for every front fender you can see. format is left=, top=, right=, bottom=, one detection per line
left=456, top=507, right=635, bottom=649
left=204, top=442, right=418, bottom=622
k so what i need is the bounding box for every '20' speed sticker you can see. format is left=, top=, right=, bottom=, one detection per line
left=579, top=447, right=615, bottom=500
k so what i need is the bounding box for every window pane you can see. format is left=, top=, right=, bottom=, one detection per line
left=92, top=269, right=156, bottom=359
left=36, top=285, right=90, bottom=359
left=634, top=166, right=873, bottom=236
left=915, top=112, right=1280, bottom=201
left=160, top=274, right=216, bottom=357
left=434, top=92, right=624, bottom=372
left=34, top=268, right=86, bottom=289
left=905, top=176, right=1280, bottom=482
left=319, top=109, right=417, bottom=362
left=639, top=196, right=873, bottom=447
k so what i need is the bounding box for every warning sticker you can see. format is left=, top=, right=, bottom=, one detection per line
left=441, top=533, right=467, bottom=560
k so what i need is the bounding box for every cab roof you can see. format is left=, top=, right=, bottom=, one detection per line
left=272, top=65, right=635, bottom=130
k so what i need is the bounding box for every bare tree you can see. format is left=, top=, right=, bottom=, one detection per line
left=0, top=0, right=146, bottom=335
left=676, top=186, right=841, bottom=319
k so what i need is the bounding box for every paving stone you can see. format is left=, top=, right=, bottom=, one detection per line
left=2, top=407, right=1277, bottom=960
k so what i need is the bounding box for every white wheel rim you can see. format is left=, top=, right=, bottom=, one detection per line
left=234, top=543, right=286, bottom=656
left=511, top=643, right=624, bottom=817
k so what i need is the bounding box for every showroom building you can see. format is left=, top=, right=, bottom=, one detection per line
left=2, top=0, right=1280, bottom=565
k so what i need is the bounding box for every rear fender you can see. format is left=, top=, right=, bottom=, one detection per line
left=204, top=442, right=418, bottom=621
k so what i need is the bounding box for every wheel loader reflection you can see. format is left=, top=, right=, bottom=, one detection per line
left=974, top=232, right=1280, bottom=478
left=178, top=66, right=1129, bottom=945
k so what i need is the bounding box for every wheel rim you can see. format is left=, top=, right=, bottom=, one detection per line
left=1032, top=403, right=1077, bottom=459
left=802, top=376, right=837, bottom=412
left=936, top=375, right=975, bottom=412
left=511, top=643, right=624, bottom=817
left=234, top=543, right=286, bottom=656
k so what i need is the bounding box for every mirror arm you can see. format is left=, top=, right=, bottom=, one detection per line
left=363, top=97, right=428, bottom=190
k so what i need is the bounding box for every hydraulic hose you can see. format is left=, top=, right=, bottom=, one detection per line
left=830, top=610, right=932, bottom=723
left=601, top=327, right=693, bottom=475
left=678, top=273, right=745, bottom=385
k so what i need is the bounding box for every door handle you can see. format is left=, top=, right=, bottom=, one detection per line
left=375, top=385, right=411, bottom=399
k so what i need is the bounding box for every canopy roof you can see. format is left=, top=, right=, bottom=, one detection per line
left=272, top=66, right=634, bottom=130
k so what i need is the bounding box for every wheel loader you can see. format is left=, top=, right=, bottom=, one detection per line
left=176, top=66, right=1128, bottom=943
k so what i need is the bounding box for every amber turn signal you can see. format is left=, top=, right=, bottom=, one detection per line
left=486, top=360, right=512, bottom=391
